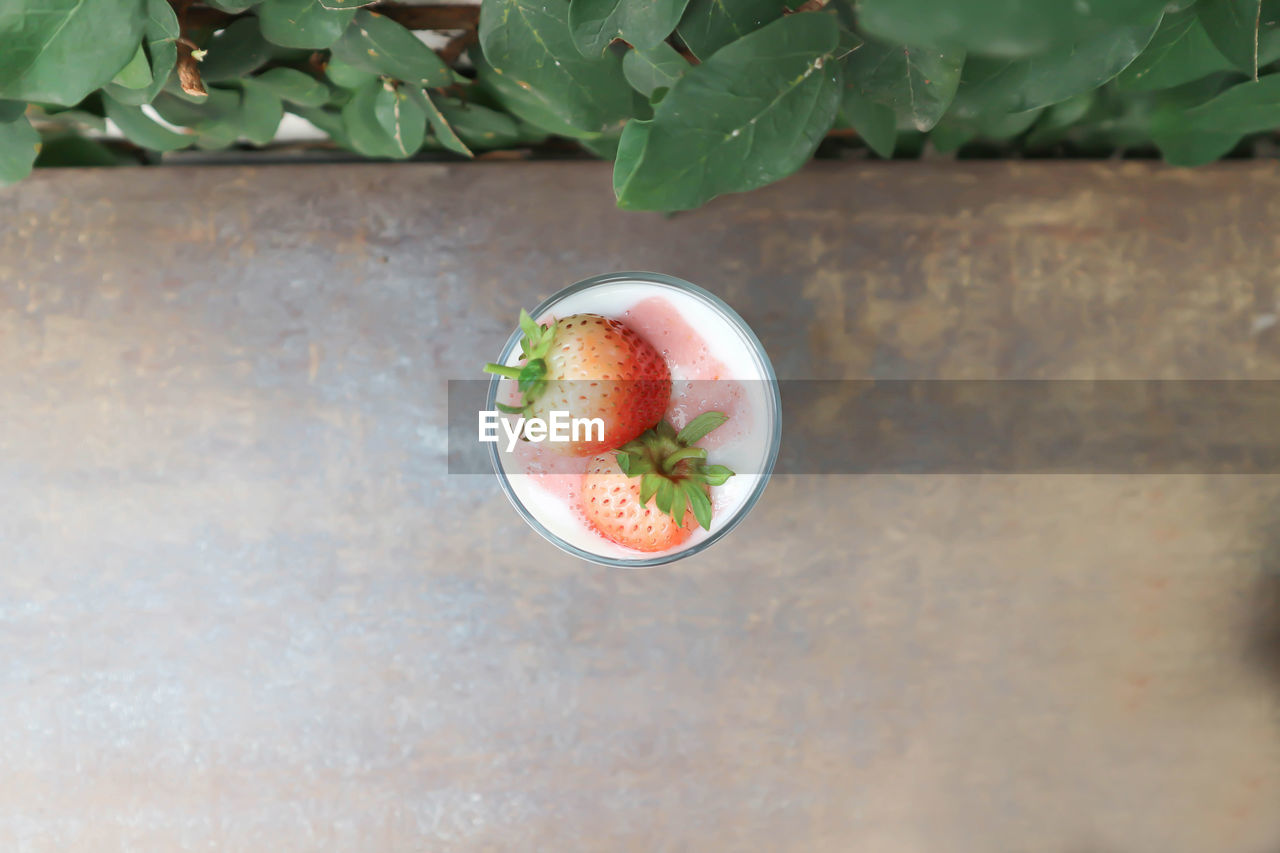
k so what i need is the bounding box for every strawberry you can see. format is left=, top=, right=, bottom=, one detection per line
left=484, top=309, right=671, bottom=456
left=581, top=413, right=735, bottom=552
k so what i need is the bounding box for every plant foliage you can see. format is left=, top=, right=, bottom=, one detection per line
left=2, top=0, right=1280, bottom=209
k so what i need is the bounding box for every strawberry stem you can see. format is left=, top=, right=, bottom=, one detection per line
left=483, top=363, right=522, bottom=379
left=614, top=412, right=735, bottom=531
left=661, top=446, right=707, bottom=473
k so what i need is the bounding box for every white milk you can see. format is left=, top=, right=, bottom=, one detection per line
left=493, top=279, right=775, bottom=563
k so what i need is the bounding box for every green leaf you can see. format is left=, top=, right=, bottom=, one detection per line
left=928, top=121, right=974, bottom=152
left=580, top=128, right=624, bottom=158
left=152, top=87, right=243, bottom=145
left=0, top=103, right=39, bottom=185
left=479, top=0, right=636, bottom=136
left=676, top=0, right=784, bottom=60
left=1116, top=8, right=1236, bottom=91
left=245, top=68, right=329, bottom=107
left=342, top=79, right=425, bottom=158
left=112, top=44, right=153, bottom=90
left=471, top=49, right=589, bottom=138
left=318, top=0, right=372, bottom=7
left=1152, top=122, right=1242, bottom=163
left=376, top=86, right=427, bottom=157
left=205, top=0, right=261, bottom=11
left=324, top=55, right=378, bottom=89
left=676, top=411, right=728, bottom=445
left=622, top=42, right=689, bottom=97
left=654, top=478, right=675, bottom=515
left=639, top=472, right=661, bottom=506
left=700, top=464, right=734, bottom=486
left=292, top=104, right=355, bottom=147
left=1152, top=74, right=1280, bottom=162
left=239, top=83, right=284, bottom=144
left=1173, top=72, right=1280, bottom=131
left=407, top=87, right=473, bottom=157
left=951, top=18, right=1163, bottom=117
left=199, top=18, right=275, bottom=83
left=102, top=0, right=180, bottom=106
left=1195, top=0, right=1280, bottom=74
left=103, top=93, right=192, bottom=150
left=257, top=0, right=356, bottom=49
left=978, top=107, right=1044, bottom=137
left=614, top=12, right=842, bottom=211
left=841, top=36, right=964, bottom=131
left=668, top=480, right=687, bottom=523
left=0, top=0, right=147, bottom=105
left=841, top=88, right=896, bottom=157
left=35, top=133, right=132, bottom=167
left=36, top=106, right=108, bottom=132
left=612, top=117, right=651, bottom=195
left=1024, top=91, right=1096, bottom=147
left=682, top=480, right=713, bottom=529
left=569, top=0, right=691, bottom=55
left=436, top=98, right=524, bottom=148
left=330, top=10, right=452, bottom=88
left=856, top=0, right=1168, bottom=58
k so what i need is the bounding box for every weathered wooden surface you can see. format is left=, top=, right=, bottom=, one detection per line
left=2, top=162, right=1279, bottom=852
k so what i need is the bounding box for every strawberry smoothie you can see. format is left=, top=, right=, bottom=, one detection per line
left=489, top=274, right=778, bottom=565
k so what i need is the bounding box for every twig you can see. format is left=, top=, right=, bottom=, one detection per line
left=437, top=27, right=478, bottom=66
left=788, top=0, right=830, bottom=12
left=176, top=40, right=208, bottom=96
left=171, top=0, right=208, bottom=97
left=1254, top=0, right=1262, bottom=81
left=370, top=3, right=479, bottom=30
left=177, top=3, right=480, bottom=31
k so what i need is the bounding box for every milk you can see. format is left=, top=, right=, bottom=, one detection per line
left=492, top=278, right=776, bottom=564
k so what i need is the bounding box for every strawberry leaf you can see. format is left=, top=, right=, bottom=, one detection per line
left=675, top=411, right=728, bottom=445
left=668, top=479, right=687, bottom=522
left=639, top=472, right=661, bottom=506
left=682, top=480, right=712, bottom=530
left=517, top=359, right=546, bottom=393
left=615, top=450, right=631, bottom=475
left=518, top=308, right=541, bottom=342
left=655, top=478, right=675, bottom=514
left=700, top=464, right=734, bottom=486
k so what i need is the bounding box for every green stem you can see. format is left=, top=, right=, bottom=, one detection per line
left=483, top=362, right=522, bottom=379
left=662, top=446, right=706, bottom=473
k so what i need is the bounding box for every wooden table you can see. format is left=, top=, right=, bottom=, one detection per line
left=2, top=162, right=1279, bottom=852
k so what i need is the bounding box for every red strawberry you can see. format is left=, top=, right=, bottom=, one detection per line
left=581, top=413, right=735, bottom=552
left=485, top=310, right=671, bottom=456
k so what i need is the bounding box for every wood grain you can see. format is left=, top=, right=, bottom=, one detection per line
left=1, top=162, right=1279, bottom=852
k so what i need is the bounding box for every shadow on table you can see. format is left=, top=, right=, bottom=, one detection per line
left=1248, top=524, right=1280, bottom=689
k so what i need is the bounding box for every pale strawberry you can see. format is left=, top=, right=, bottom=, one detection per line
left=581, top=413, right=735, bottom=552
left=485, top=310, right=671, bottom=456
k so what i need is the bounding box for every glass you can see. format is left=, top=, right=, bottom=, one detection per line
left=486, top=271, right=782, bottom=567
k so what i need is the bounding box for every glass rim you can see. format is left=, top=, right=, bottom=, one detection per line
left=485, top=271, right=783, bottom=568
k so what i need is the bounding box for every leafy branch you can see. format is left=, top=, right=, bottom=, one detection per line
left=1, top=0, right=1280, bottom=208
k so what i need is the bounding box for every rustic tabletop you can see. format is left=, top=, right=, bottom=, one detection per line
left=2, top=161, right=1279, bottom=852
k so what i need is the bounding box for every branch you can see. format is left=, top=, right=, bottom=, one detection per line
left=179, top=3, right=480, bottom=31
left=368, top=3, right=478, bottom=29
left=437, top=27, right=478, bottom=66
left=171, top=0, right=208, bottom=97
left=176, top=40, right=208, bottom=96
